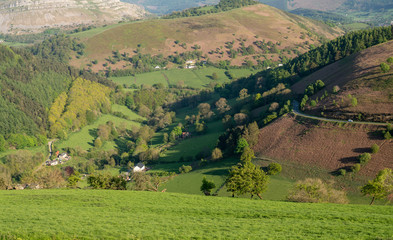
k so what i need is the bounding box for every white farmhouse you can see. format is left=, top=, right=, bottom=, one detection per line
left=133, top=162, right=146, bottom=172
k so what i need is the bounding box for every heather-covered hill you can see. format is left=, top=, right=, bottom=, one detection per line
left=291, top=40, right=393, bottom=122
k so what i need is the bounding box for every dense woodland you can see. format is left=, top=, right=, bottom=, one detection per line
left=0, top=35, right=113, bottom=148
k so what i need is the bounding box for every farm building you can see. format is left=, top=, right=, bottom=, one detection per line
left=133, top=162, right=146, bottom=172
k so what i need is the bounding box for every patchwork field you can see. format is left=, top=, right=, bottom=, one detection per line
left=0, top=190, right=392, bottom=239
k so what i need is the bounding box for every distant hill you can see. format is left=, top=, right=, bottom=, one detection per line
left=0, top=0, right=147, bottom=34
left=121, top=0, right=218, bottom=15
left=70, top=4, right=343, bottom=73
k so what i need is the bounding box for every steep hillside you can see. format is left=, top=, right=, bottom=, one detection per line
left=0, top=0, right=147, bottom=34
left=254, top=114, right=393, bottom=177
left=0, top=35, right=113, bottom=141
left=71, top=3, right=342, bottom=72
left=292, top=40, right=393, bottom=122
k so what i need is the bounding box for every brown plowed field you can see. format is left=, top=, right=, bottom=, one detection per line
left=254, top=114, right=393, bottom=177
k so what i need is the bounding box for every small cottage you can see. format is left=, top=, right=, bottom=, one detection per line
left=133, top=162, right=146, bottom=172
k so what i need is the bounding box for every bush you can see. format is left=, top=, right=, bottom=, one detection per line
left=339, top=169, right=346, bottom=176
left=384, top=131, right=392, bottom=140
left=211, top=148, right=223, bottom=161
left=287, top=178, right=349, bottom=204
left=352, top=163, right=361, bottom=173
left=267, top=163, right=282, bottom=175
left=179, top=165, right=192, bottom=174
left=387, top=57, right=393, bottom=63
left=371, top=144, right=380, bottom=154
left=380, top=62, right=390, bottom=73
left=358, top=153, right=371, bottom=165
left=200, top=177, right=216, bottom=196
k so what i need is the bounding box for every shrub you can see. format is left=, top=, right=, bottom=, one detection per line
left=200, top=177, right=216, bottom=196
left=384, top=131, right=392, bottom=140
left=371, top=144, right=380, bottom=154
left=352, top=164, right=361, bottom=173
left=287, top=178, right=349, bottom=204
left=380, top=62, right=390, bottom=73
left=358, top=153, right=372, bottom=165
left=332, top=85, right=340, bottom=93
left=211, top=148, right=223, bottom=161
left=179, top=165, right=192, bottom=174
left=387, top=57, right=393, bottom=63
left=267, top=163, right=282, bottom=175
left=339, top=169, right=347, bottom=176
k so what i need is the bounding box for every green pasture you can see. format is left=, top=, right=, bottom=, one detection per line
left=158, top=120, right=225, bottom=163
left=0, top=190, right=392, bottom=239
left=160, top=158, right=238, bottom=194
left=110, top=67, right=254, bottom=89
left=57, top=109, right=142, bottom=151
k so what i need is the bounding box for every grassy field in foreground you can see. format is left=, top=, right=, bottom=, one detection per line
left=0, top=190, right=392, bottom=239
left=110, top=67, right=254, bottom=89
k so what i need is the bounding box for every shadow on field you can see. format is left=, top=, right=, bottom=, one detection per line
left=339, top=156, right=358, bottom=164
left=352, top=147, right=371, bottom=153
left=204, top=169, right=229, bottom=176
left=368, top=130, right=384, bottom=140
left=89, top=129, right=98, bottom=138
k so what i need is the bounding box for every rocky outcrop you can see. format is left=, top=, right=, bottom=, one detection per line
left=0, top=0, right=147, bottom=34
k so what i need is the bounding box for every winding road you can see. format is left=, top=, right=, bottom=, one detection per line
left=292, top=101, right=389, bottom=126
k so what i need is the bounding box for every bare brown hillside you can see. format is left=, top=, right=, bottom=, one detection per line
left=291, top=40, right=393, bottom=122
left=0, top=0, right=147, bottom=34
left=254, top=114, right=393, bottom=177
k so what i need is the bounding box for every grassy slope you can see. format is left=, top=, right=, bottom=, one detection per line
left=57, top=105, right=144, bottom=151
left=0, top=190, right=392, bottom=239
left=111, top=67, right=254, bottom=88
left=71, top=4, right=342, bottom=69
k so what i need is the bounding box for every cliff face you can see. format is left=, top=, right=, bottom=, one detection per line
left=0, top=0, right=147, bottom=33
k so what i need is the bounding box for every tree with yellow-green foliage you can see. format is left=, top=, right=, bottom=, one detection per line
left=48, top=78, right=111, bottom=138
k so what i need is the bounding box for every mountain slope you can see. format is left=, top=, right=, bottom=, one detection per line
left=292, top=40, right=393, bottom=122
left=71, top=4, right=343, bottom=71
left=253, top=40, right=393, bottom=178
left=0, top=0, right=147, bottom=34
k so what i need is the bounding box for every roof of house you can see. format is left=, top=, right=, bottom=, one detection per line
left=136, top=162, right=145, bottom=168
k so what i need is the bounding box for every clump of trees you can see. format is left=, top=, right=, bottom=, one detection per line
left=287, top=178, right=349, bottom=204
left=226, top=147, right=269, bottom=199
left=87, top=173, right=127, bottom=190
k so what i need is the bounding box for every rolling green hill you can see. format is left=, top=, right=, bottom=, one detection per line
left=0, top=190, right=392, bottom=239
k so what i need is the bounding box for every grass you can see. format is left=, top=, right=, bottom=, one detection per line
left=57, top=109, right=142, bottom=151
left=160, top=158, right=237, bottom=195
left=110, top=67, right=254, bottom=89
left=158, top=120, right=225, bottom=163
left=0, top=190, right=392, bottom=239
